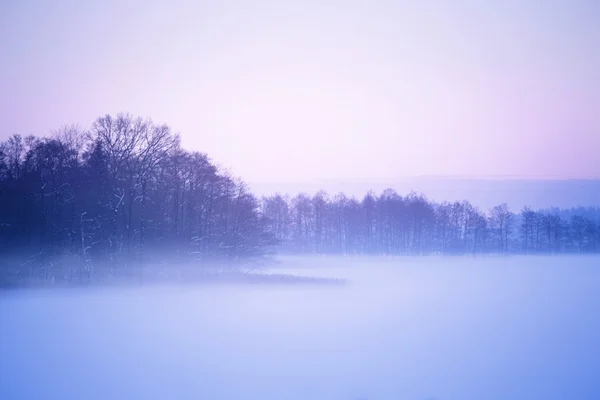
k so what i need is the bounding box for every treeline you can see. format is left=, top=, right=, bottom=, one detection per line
left=0, top=114, right=274, bottom=284
left=1, top=113, right=599, bottom=285
left=261, top=191, right=600, bottom=255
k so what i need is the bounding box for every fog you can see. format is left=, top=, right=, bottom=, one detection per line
left=1, top=256, right=600, bottom=400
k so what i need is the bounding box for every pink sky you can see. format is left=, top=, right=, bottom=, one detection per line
left=1, top=0, right=599, bottom=183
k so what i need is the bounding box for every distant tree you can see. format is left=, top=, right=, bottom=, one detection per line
left=520, top=206, right=538, bottom=254
left=570, top=215, right=585, bottom=252
left=540, top=213, right=566, bottom=253
left=290, top=193, right=313, bottom=253
left=261, top=194, right=291, bottom=251
left=489, top=203, right=514, bottom=254
left=585, top=219, right=599, bottom=252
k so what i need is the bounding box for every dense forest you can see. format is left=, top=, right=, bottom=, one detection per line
left=1, top=113, right=599, bottom=285
left=0, top=114, right=275, bottom=285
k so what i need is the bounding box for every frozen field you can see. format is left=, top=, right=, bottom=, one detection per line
left=1, top=256, right=600, bottom=400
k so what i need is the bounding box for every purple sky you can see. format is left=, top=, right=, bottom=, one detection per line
left=1, top=0, right=599, bottom=183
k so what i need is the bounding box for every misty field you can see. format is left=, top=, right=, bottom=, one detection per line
left=1, top=256, right=599, bottom=400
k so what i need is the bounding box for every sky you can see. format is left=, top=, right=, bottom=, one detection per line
left=1, top=0, right=599, bottom=184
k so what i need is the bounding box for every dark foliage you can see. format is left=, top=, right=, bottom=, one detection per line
left=0, top=115, right=275, bottom=285
left=261, top=192, right=600, bottom=255
left=2, top=113, right=598, bottom=287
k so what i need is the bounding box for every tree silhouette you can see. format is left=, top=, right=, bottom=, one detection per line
left=1, top=113, right=599, bottom=287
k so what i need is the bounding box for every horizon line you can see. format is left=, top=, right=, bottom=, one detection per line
left=249, top=175, right=600, bottom=185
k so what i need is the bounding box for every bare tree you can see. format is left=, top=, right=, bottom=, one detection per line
left=570, top=215, right=587, bottom=253
left=520, top=206, right=538, bottom=254
left=489, top=203, right=514, bottom=254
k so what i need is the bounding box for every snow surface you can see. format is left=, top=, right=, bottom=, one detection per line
left=1, top=256, right=600, bottom=400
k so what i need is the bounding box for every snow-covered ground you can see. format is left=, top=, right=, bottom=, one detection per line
left=1, top=256, right=600, bottom=400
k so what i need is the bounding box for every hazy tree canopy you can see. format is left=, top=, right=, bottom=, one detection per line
left=261, top=193, right=599, bottom=256
left=0, top=114, right=274, bottom=285
left=1, top=114, right=599, bottom=286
